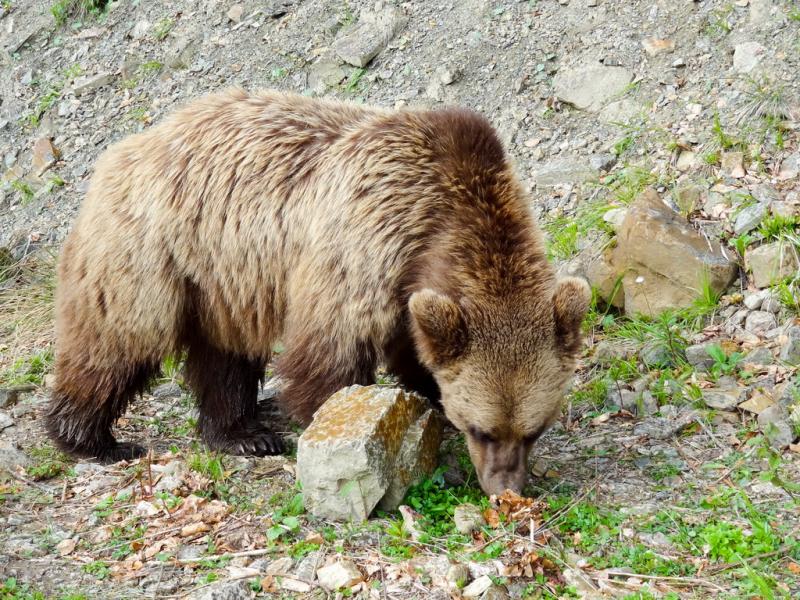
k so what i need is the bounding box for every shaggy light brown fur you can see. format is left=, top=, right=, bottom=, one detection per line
left=46, top=88, right=589, bottom=493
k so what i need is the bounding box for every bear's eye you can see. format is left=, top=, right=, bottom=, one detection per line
left=468, top=427, right=497, bottom=444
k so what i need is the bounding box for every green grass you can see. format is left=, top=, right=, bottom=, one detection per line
left=153, top=17, right=174, bottom=40
left=0, top=347, right=53, bottom=386
left=759, top=214, right=799, bottom=242
left=27, top=64, right=82, bottom=127
left=188, top=450, right=227, bottom=482
left=706, top=343, right=744, bottom=379
left=9, top=179, right=35, bottom=204
left=51, top=0, right=107, bottom=26
left=25, top=444, right=72, bottom=480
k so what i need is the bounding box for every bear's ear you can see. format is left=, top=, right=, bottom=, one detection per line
left=553, top=277, right=591, bottom=356
left=409, top=289, right=467, bottom=366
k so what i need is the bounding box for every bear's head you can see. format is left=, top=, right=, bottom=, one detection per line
left=409, top=277, right=590, bottom=496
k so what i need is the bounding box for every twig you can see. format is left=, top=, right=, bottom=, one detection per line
left=705, top=545, right=792, bottom=575
left=599, top=570, right=727, bottom=592
left=172, top=547, right=274, bottom=565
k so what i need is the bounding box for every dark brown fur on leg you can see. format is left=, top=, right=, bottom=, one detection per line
left=384, top=331, right=441, bottom=404
left=185, top=338, right=282, bottom=455
left=277, top=340, right=378, bottom=424
left=46, top=359, right=157, bottom=462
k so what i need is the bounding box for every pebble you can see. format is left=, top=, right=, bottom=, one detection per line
left=779, top=327, right=800, bottom=364
left=745, top=311, right=777, bottom=336
left=757, top=405, right=795, bottom=449
left=0, top=411, right=13, bottom=431
left=453, top=503, right=486, bottom=534
left=462, top=575, right=493, bottom=599
left=316, top=560, right=362, bottom=590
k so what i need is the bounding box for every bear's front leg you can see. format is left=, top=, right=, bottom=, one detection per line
left=185, top=341, right=284, bottom=456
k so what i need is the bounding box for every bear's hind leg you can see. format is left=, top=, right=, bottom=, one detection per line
left=185, top=339, right=283, bottom=456
left=47, top=358, right=158, bottom=462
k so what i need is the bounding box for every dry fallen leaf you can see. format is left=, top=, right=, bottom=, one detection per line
left=483, top=508, right=500, bottom=528
left=305, top=531, right=325, bottom=545
left=180, top=522, right=210, bottom=537
left=788, top=562, right=800, bottom=575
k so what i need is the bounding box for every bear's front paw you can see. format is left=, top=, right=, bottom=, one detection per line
left=204, top=426, right=285, bottom=456
left=97, top=441, right=147, bottom=463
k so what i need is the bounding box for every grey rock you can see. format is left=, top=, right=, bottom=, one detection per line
left=553, top=65, right=634, bottom=112
left=733, top=202, right=767, bottom=235
left=606, top=387, right=637, bottom=411
left=743, top=290, right=766, bottom=310
left=0, top=388, right=23, bottom=408
left=0, top=411, right=13, bottom=431
left=317, top=560, right=362, bottom=590
left=599, top=98, right=641, bottom=124
left=152, top=382, right=182, bottom=398
left=589, top=153, right=617, bottom=172
left=733, top=41, right=765, bottom=74
left=659, top=404, right=679, bottom=419
left=532, top=158, right=596, bottom=187
left=757, top=405, right=795, bottom=449
left=333, top=6, right=407, bottom=67
left=602, top=207, right=627, bottom=232
left=166, top=37, right=198, bottom=70
left=446, top=563, right=470, bottom=586
left=685, top=342, right=717, bottom=371
left=703, top=387, right=744, bottom=410
left=193, top=579, right=251, bottom=600
left=747, top=242, right=800, bottom=289
left=462, top=575, right=493, bottom=599
left=483, top=585, right=510, bottom=600
left=297, top=386, right=438, bottom=521
left=633, top=411, right=698, bottom=439
left=72, top=72, right=115, bottom=96
left=780, top=327, right=800, bottom=365
left=308, top=61, right=345, bottom=94
left=761, top=296, right=782, bottom=313
left=745, top=311, right=777, bottom=336
left=593, top=340, right=638, bottom=364
left=454, top=503, right=486, bottom=534
left=745, top=347, right=774, bottom=366
left=641, top=391, right=659, bottom=416
left=176, top=544, right=204, bottom=561
left=0, top=444, right=30, bottom=470
left=265, top=0, right=298, bottom=18
left=640, top=341, right=671, bottom=367
left=295, top=550, right=323, bottom=582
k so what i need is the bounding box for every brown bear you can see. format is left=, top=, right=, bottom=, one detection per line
left=46, top=88, right=589, bottom=495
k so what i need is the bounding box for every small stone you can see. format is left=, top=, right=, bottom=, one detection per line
left=703, top=388, right=744, bottom=410
left=152, top=382, right=182, bottom=398
left=316, top=560, right=362, bottom=591
left=778, top=153, right=800, bottom=181
left=0, top=411, right=13, bottom=431
left=761, top=296, right=781, bottom=313
left=745, top=311, right=777, bottom=336
left=733, top=41, right=765, bottom=74
left=265, top=0, right=297, bottom=18
left=676, top=150, right=697, bottom=171
left=642, top=38, right=675, bottom=56
left=462, top=575, right=493, bottom=599
left=641, top=391, right=659, bottom=416
left=333, top=6, right=407, bottom=67
left=743, top=291, right=766, bottom=310
left=483, top=585, right=510, bottom=600
left=589, top=153, right=617, bottom=172
left=176, top=544, right=204, bottom=561
left=738, top=390, right=775, bottom=414
left=533, top=158, right=596, bottom=186
left=297, top=386, right=436, bottom=521
left=640, top=341, right=671, bottom=367
left=0, top=444, right=30, bottom=470
left=757, top=405, right=795, bottom=449
left=659, top=404, right=679, bottom=419
left=72, top=72, right=114, bottom=96
left=166, top=37, right=198, bottom=70
left=130, top=20, right=150, bottom=40
left=744, top=347, right=774, bottom=366
left=446, top=563, right=470, bottom=587
left=685, top=343, right=717, bottom=371
left=733, top=202, right=766, bottom=235
left=593, top=340, right=638, bottom=365
left=454, top=503, right=486, bottom=534
left=747, top=242, right=800, bottom=289
left=673, top=183, right=704, bottom=215
left=194, top=579, right=251, bottom=600
left=226, top=4, right=244, bottom=22
left=31, top=137, right=60, bottom=176
left=780, top=327, right=800, bottom=364
left=552, top=65, right=634, bottom=112
left=265, top=556, right=293, bottom=575
left=0, top=389, right=21, bottom=409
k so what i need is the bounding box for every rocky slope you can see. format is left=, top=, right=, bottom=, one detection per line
left=2, top=1, right=800, bottom=599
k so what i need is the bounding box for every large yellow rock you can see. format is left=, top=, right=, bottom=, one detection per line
left=297, top=385, right=441, bottom=521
